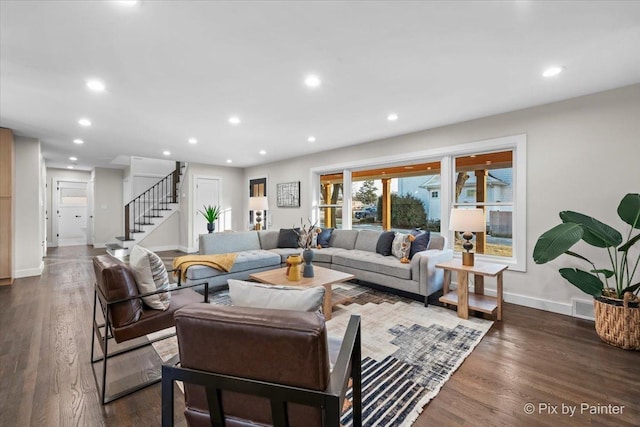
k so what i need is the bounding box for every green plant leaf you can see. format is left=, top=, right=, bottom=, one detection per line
left=533, top=223, right=584, bottom=264
left=618, top=232, right=640, bottom=252
left=559, top=211, right=622, bottom=248
left=564, top=250, right=595, bottom=266
left=617, top=193, right=640, bottom=229
left=621, top=282, right=640, bottom=295
left=558, top=268, right=604, bottom=297
left=590, top=269, right=614, bottom=278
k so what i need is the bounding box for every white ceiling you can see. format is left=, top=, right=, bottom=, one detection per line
left=1, top=1, right=639, bottom=170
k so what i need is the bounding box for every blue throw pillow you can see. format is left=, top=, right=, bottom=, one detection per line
left=409, top=229, right=431, bottom=259
left=317, top=228, right=334, bottom=248
left=376, top=231, right=396, bottom=256
left=277, top=228, right=300, bottom=248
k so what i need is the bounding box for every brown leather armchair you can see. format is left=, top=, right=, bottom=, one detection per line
left=91, top=254, right=208, bottom=404
left=162, top=304, right=362, bottom=427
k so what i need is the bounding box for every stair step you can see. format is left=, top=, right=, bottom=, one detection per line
left=143, top=215, right=163, bottom=218
left=134, top=222, right=155, bottom=226
left=131, top=229, right=145, bottom=233
left=115, top=236, right=135, bottom=242
left=106, top=243, right=130, bottom=258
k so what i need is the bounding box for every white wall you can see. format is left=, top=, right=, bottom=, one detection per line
left=137, top=212, right=180, bottom=252
left=92, top=167, right=124, bottom=247
left=179, top=163, right=245, bottom=252
left=14, top=136, right=44, bottom=277
left=244, top=84, right=640, bottom=316
left=45, top=168, right=92, bottom=247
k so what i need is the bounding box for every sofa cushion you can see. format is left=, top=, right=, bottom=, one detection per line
left=199, top=231, right=261, bottom=254
left=316, top=228, right=334, bottom=247
left=409, top=229, right=431, bottom=259
left=354, top=229, right=382, bottom=252
left=375, top=231, right=396, bottom=256
left=328, top=229, right=359, bottom=250
left=129, top=245, right=171, bottom=310
left=269, top=248, right=303, bottom=263
left=427, top=235, right=445, bottom=250
left=228, top=279, right=325, bottom=312
left=257, top=230, right=280, bottom=250
left=185, top=250, right=280, bottom=280
left=277, top=228, right=300, bottom=248
left=391, top=232, right=412, bottom=260
left=332, top=250, right=412, bottom=280
left=311, top=247, right=348, bottom=264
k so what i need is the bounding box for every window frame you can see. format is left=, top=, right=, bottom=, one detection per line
left=311, top=134, right=526, bottom=271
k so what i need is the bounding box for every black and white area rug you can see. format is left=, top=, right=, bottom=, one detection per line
left=152, top=283, right=493, bottom=427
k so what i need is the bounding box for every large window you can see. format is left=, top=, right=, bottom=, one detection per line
left=312, top=134, right=526, bottom=271
left=453, top=151, right=513, bottom=257
left=350, top=162, right=441, bottom=233
left=318, top=172, right=343, bottom=228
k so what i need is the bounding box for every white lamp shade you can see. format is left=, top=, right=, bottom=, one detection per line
left=449, top=208, right=485, bottom=232
left=249, top=196, right=269, bottom=211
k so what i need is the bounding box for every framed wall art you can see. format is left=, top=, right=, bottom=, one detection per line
left=276, top=181, right=300, bottom=207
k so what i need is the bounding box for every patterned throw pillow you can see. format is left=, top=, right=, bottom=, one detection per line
left=129, top=245, right=171, bottom=310
left=391, top=232, right=413, bottom=260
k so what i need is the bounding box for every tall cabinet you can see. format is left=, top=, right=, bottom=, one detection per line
left=0, top=128, right=14, bottom=285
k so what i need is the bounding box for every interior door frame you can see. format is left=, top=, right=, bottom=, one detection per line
left=52, top=179, right=88, bottom=247
left=192, top=175, right=222, bottom=250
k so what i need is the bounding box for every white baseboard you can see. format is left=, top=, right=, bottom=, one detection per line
left=178, top=245, right=198, bottom=254
left=483, top=287, right=574, bottom=317
left=93, top=242, right=106, bottom=249
left=15, top=261, right=44, bottom=278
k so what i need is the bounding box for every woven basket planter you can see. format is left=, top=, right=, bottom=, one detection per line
left=593, top=293, right=640, bottom=350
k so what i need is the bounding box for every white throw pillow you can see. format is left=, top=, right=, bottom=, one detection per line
left=228, top=279, right=325, bottom=312
left=129, top=245, right=171, bottom=310
left=391, top=232, right=412, bottom=260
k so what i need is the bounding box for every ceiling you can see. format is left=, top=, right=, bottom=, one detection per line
left=1, top=1, right=639, bottom=171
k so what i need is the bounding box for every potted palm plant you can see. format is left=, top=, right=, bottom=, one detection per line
left=199, top=205, right=221, bottom=233
left=533, top=193, right=640, bottom=350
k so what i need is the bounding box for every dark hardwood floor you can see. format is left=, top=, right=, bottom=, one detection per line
left=0, top=245, right=637, bottom=426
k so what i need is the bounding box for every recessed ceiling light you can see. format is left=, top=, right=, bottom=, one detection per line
left=542, top=66, right=564, bottom=77
left=86, top=79, right=106, bottom=92
left=78, top=118, right=92, bottom=127
left=73, top=139, right=84, bottom=144
left=188, top=138, right=197, bottom=144
left=307, top=136, right=316, bottom=143
left=259, top=150, right=266, bottom=155
left=67, top=166, right=74, bottom=169
left=69, top=156, right=78, bottom=161
left=226, top=159, right=232, bottom=164
left=117, top=0, right=139, bottom=6
left=163, top=150, right=171, bottom=156
left=228, top=116, right=241, bottom=125
left=387, top=113, right=398, bottom=122
left=304, top=74, right=321, bottom=88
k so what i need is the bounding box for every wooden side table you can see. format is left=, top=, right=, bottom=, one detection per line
left=436, top=259, right=508, bottom=320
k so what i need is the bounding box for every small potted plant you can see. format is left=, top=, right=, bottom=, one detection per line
left=199, top=205, right=221, bottom=233
left=533, top=193, right=640, bottom=350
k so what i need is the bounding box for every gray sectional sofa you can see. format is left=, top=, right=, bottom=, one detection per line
left=184, top=228, right=453, bottom=304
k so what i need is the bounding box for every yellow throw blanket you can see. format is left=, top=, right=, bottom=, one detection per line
left=172, top=253, right=238, bottom=282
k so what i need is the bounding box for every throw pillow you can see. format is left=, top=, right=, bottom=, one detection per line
left=391, top=232, right=414, bottom=261
left=129, top=245, right=171, bottom=310
left=277, top=228, right=300, bottom=248
left=316, top=228, right=334, bottom=248
left=409, top=229, right=431, bottom=259
left=228, top=279, right=325, bottom=312
left=375, top=231, right=396, bottom=256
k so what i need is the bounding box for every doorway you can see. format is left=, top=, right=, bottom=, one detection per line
left=193, top=176, right=221, bottom=249
left=54, top=181, right=88, bottom=247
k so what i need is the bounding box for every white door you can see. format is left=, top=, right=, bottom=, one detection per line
left=194, top=177, right=220, bottom=249
left=57, top=181, right=88, bottom=246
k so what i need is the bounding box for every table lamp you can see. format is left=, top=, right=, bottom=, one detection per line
left=449, top=208, right=485, bottom=266
left=249, top=196, right=269, bottom=230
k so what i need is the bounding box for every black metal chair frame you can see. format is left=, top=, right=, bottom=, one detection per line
left=162, top=314, right=362, bottom=427
left=91, top=268, right=208, bottom=405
